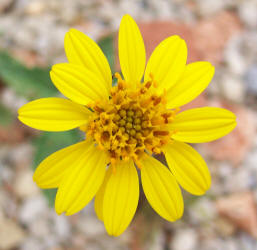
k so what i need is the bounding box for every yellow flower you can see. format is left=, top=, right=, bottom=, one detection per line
left=18, top=14, right=236, bottom=236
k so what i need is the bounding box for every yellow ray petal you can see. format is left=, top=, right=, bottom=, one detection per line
left=55, top=143, right=108, bottom=215
left=119, top=14, right=146, bottom=87
left=33, top=140, right=92, bottom=189
left=163, top=141, right=211, bottom=195
left=94, top=167, right=112, bottom=221
left=141, top=154, right=184, bottom=222
left=103, top=161, right=139, bottom=236
left=18, top=98, right=91, bottom=131
left=144, top=35, right=187, bottom=93
left=50, top=63, right=110, bottom=105
left=64, top=28, right=112, bottom=91
left=169, top=107, right=237, bottom=143
left=166, top=62, right=215, bottom=109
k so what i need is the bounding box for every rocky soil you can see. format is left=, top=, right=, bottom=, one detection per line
left=0, top=0, right=257, bottom=249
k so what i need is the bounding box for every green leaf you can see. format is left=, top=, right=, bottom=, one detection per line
left=98, top=34, right=115, bottom=72
left=0, top=102, right=15, bottom=127
left=32, top=130, right=83, bottom=206
left=0, top=51, right=58, bottom=100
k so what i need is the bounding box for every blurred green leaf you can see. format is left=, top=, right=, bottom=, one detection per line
left=32, top=130, right=83, bottom=206
left=0, top=36, right=114, bottom=206
left=0, top=51, right=58, bottom=100
left=0, top=102, right=15, bottom=127
left=98, top=34, right=115, bottom=72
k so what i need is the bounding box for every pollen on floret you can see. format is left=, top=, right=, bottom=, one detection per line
left=85, top=73, right=178, bottom=166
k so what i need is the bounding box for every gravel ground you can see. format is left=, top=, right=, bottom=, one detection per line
left=0, top=0, right=257, bottom=250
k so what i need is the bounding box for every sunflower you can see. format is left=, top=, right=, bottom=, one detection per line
left=18, top=14, right=236, bottom=236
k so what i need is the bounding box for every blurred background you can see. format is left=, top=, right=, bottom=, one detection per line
left=0, top=0, right=257, bottom=249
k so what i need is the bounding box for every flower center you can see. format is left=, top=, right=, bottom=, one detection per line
left=85, top=73, right=179, bottom=166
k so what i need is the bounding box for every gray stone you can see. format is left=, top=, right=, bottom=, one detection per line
left=224, top=36, right=248, bottom=75
left=8, top=143, right=34, bottom=169
left=196, top=0, right=233, bottom=17
left=77, top=216, right=106, bottom=237
left=245, top=149, right=257, bottom=171
left=19, top=196, right=48, bottom=224
left=24, top=0, right=47, bottom=15
left=238, top=233, right=257, bottom=250
left=221, top=74, right=245, bottom=103
left=14, top=169, right=39, bottom=199
left=29, top=217, right=50, bottom=237
left=238, top=0, right=257, bottom=28
left=43, top=235, right=59, bottom=250
left=0, top=162, right=14, bottom=183
left=225, top=239, right=240, bottom=250
left=149, top=228, right=165, bottom=250
left=0, top=187, right=17, bottom=218
left=245, top=65, right=257, bottom=96
left=223, top=168, right=252, bottom=193
left=201, top=239, right=226, bottom=250
left=188, top=197, right=217, bottom=224
left=53, top=214, right=71, bottom=239
left=171, top=228, right=198, bottom=250
left=20, top=238, right=45, bottom=250
left=1, top=88, right=27, bottom=112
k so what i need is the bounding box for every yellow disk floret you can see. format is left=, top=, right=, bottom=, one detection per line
left=85, top=73, right=179, bottom=166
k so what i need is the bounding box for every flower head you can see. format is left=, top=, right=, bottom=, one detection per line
left=18, top=14, right=236, bottom=236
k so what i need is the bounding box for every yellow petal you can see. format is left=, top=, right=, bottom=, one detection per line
left=94, top=167, right=112, bottom=221
left=166, top=62, right=215, bottom=109
left=163, top=141, right=211, bottom=195
left=55, top=143, right=108, bottom=215
left=33, top=140, right=92, bottom=189
left=119, top=14, right=146, bottom=87
left=103, top=161, right=139, bottom=236
left=50, top=63, right=110, bottom=105
left=144, top=35, right=187, bottom=93
left=141, top=154, right=184, bottom=222
left=64, top=28, right=112, bottom=91
left=18, top=97, right=91, bottom=131
left=170, top=107, right=237, bottom=143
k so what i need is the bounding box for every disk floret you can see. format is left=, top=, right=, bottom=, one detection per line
left=86, top=73, right=178, bottom=165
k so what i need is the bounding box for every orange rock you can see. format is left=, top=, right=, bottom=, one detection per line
left=193, top=11, right=242, bottom=65
left=114, top=10, right=242, bottom=71
left=10, top=49, right=47, bottom=68
left=181, top=93, right=208, bottom=111
left=0, top=120, right=38, bottom=144
left=216, top=192, right=257, bottom=238
left=138, top=21, right=197, bottom=63
left=115, top=21, right=197, bottom=70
